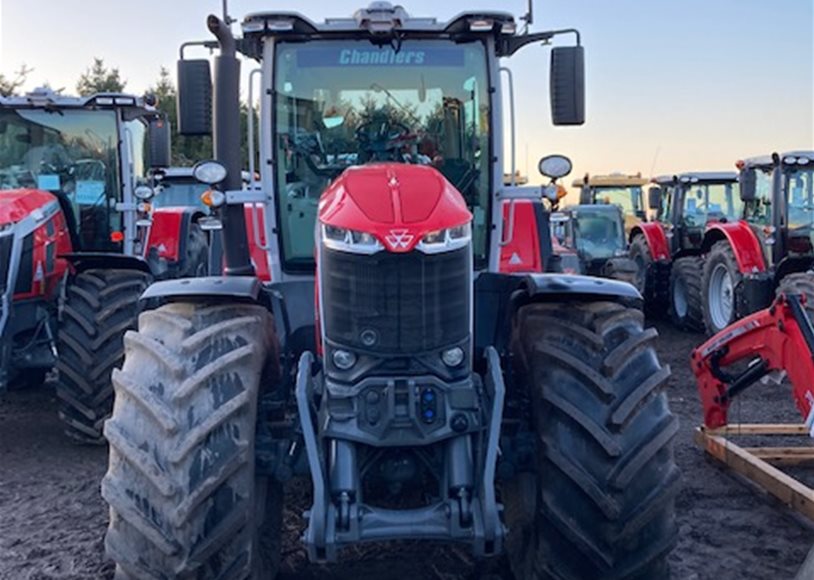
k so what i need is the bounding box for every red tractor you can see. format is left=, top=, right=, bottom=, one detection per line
left=0, top=88, right=209, bottom=441
left=700, top=151, right=814, bottom=334
left=100, top=4, right=679, bottom=579
left=629, top=171, right=741, bottom=330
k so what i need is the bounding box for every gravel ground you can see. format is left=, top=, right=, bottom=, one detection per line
left=1, top=318, right=813, bottom=579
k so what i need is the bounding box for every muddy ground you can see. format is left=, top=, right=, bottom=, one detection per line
left=1, top=320, right=813, bottom=580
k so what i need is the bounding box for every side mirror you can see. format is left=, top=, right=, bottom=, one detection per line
left=148, top=115, right=171, bottom=168
left=539, top=154, right=573, bottom=180
left=550, top=46, right=585, bottom=126
left=740, top=169, right=757, bottom=202
left=177, top=59, right=212, bottom=136
left=648, top=186, right=662, bottom=211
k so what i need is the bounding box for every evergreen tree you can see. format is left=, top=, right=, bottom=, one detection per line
left=76, top=58, right=126, bottom=96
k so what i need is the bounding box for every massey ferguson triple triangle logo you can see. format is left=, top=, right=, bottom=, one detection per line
left=386, top=229, right=414, bottom=250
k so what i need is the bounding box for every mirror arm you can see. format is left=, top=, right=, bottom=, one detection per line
left=179, top=40, right=219, bottom=60
left=499, top=28, right=580, bottom=57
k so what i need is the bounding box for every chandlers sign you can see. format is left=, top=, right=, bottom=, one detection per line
left=297, top=46, right=465, bottom=67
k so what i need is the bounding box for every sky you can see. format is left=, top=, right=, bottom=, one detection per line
left=1, top=0, right=812, bottom=190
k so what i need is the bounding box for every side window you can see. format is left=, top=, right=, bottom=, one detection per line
left=745, top=169, right=773, bottom=225
left=658, top=187, right=673, bottom=223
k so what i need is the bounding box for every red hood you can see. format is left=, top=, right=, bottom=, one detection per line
left=0, top=189, right=57, bottom=225
left=318, top=164, right=472, bottom=253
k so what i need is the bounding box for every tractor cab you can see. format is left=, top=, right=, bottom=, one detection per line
left=573, top=172, right=648, bottom=233
left=0, top=88, right=168, bottom=255
left=552, top=203, right=628, bottom=276
left=738, top=151, right=814, bottom=270
left=651, top=171, right=740, bottom=255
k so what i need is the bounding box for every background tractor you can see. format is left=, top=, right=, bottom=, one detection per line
left=550, top=203, right=638, bottom=283
left=573, top=171, right=648, bottom=234
left=700, top=151, right=814, bottom=334
left=0, top=88, right=209, bottom=442
left=100, top=4, right=679, bottom=579
left=629, top=171, right=740, bottom=330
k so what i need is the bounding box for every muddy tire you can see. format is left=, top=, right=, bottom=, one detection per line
left=702, top=241, right=743, bottom=335
left=181, top=223, right=209, bottom=278
left=55, top=269, right=151, bottom=444
left=777, top=272, right=814, bottom=319
left=602, top=257, right=638, bottom=286
left=102, top=302, right=282, bottom=580
left=669, top=256, right=704, bottom=332
left=629, top=234, right=666, bottom=311
left=505, top=301, right=679, bottom=580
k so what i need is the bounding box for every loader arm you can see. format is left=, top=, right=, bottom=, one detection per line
left=691, top=294, right=814, bottom=430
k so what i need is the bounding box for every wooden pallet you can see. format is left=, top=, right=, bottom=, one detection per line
left=694, top=424, right=814, bottom=521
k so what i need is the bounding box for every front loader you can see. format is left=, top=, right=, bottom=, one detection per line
left=101, top=4, right=680, bottom=579
left=0, top=89, right=208, bottom=442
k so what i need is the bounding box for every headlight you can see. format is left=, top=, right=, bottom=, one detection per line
left=416, top=223, right=471, bottom=254
left=321, top=224, right=383, bottom=254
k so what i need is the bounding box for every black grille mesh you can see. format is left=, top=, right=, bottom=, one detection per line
left=321, top=246, right=470, bottom=353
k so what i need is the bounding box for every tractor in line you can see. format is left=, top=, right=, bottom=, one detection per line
left=99, top=4, right=679, bottom=580
left=629, top=171, right=740, bottom=330
left=0, top=88, right=209, bottom=441
left=573, top=171, right=649, bottom=234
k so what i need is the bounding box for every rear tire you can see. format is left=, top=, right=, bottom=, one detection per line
left=777, top=272, right=814, bottom=318
left=702, top=241, right=743, bottom=335
left=181, top=223, right=209, bottom=278
left=669, top=256, right=704, bottom=332
left=55, top=269, right=151, bottom=443
left=629, top=234, right=666, bottom=311
left=505, top=301, right=679, bottom=580
left=103, top=302, right=282, bottom=580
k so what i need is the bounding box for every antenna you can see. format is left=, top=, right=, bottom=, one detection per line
left=521, top=0, right=534, bottom=33
left=649, top=145, right=662, bottom=178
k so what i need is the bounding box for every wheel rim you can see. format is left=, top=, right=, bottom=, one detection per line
left=633, top=255, right=646, bottom=293
left=673, top=277, right=688, bottom=319
left=708, top=263, right=734, bottom=330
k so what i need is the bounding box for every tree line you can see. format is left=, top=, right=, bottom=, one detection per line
left=0, top=58, right=256, bottom=167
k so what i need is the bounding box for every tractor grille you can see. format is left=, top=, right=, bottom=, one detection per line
left=321, top=246, right=470, bottom=353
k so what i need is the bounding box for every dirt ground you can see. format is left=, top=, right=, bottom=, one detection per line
left=1, top=319, right=813, bottom=580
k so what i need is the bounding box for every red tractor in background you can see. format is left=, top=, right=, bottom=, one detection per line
left=0, top=88, right=209, bottom=442
left=100, top=4, right=679, bottom=579
left=629, top=171, right=740, bottom=330
left=700, top=151, right=814, bottom=334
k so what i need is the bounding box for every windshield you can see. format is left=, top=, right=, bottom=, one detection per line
left=274, top=39, right=491, bottom=269
left=592, top=186, right=642, bottom=215
left=682, top=182, right=741, bottom=226
left=574, top=209, right=625, bottom=259
left=0, top=108, right=122, bottom=250
left=787, top=168, right=814, bottom=229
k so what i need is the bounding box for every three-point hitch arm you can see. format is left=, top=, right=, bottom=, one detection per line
left=691, top=294, right=814, bottom=431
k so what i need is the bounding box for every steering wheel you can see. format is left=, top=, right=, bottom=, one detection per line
left=355, top=118, right=413, bottom=162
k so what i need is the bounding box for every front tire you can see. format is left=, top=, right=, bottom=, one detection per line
left=777, top=272, right=814, bottom=319
left=702, top=241, right=743, bottom=335
left=669, top=256, right=704, bottom=331
left=55, top=269, right=151, bottom=443
left=181, top=223, right=209, bottom=278
left=505, top=301, right=679, bottom=580
left=102, top=302, right=282, bottom=579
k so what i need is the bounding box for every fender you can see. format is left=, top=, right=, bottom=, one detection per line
left=630, top=222, right=669, bottom=261
left=141, top=275, right=261, bottom=302
left=146, top=207, right=200, bottom=264
left=703, top=220, right=766, bottom=274
left=474, top=271, right=642, bottom=354
left=61, top=252, right=152, bottom=275
left=497, top=199, right=552, bottom=273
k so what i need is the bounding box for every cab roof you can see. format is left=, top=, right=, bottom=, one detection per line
left=739, top=151, right=814, bottom=170
left=0, top=86, right=154, bottom=112
left=653, top=172, right=737, bottom=185
left=572, top=173, right=648, bottom=187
